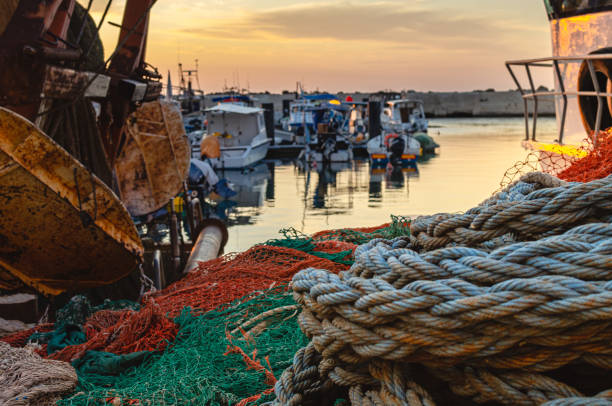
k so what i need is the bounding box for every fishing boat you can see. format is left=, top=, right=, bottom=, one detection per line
left=268, top=92, right=354, bottom=162
left=381, top=99, right=429, bottom=134
left=202, top=103, right=271, bottom=169
left=365, top=99, right=423, bottom=168
left=506, top=0, right=612, bottom=173
left=176, top=62, right=206, bottom=132
left=0, top=0, right=213, bottom=301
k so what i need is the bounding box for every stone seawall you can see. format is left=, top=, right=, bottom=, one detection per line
left=203, top=90, right=555, bottom=118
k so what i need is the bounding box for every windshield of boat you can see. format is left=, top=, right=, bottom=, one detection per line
left=544, top=0, right=612, bottom=19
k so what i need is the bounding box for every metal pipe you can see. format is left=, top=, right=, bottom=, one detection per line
left=169, top=205, right=181, bottom=273
left=183, top=218, right=228, bottom=274
left=553, top=59, right=568, bottom=144
left=152, top=249, right=164, bottom=289
left=525, top=64, right=538, bottom=141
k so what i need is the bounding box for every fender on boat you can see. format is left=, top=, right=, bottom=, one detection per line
left=0, top=107, right=143, bottom=296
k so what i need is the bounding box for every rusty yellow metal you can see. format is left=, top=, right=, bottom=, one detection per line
left=115, top=100, right=190, bottom=216
left=0, top=107, right=143, bottom=296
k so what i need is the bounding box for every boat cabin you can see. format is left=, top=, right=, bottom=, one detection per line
left=381, top=99, right=428, bottom=133
left=206, top=104, right=266, bottom=148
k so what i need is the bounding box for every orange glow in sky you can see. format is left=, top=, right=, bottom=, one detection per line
left=89, top=0, right=552, bottom=93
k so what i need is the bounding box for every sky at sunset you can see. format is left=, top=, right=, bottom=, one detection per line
left=88, top=0, right=553, bottom=93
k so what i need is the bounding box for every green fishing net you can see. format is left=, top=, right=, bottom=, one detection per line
left=312, top=215, right=411, bottom=245
left=59, top=286, right=307, bottom=406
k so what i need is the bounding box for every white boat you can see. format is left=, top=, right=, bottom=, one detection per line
left=200, top=104, right=271, bottom=169
left=381, top=99, right=428, bottom=134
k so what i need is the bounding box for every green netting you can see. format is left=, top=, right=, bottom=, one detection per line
left=312, top=215, right=410, bottom=245
left=59, top=286, right=307, bottom=406
left=264, top=228, right=354, bottom=265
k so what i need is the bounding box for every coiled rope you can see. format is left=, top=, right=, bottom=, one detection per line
left=272, top=173, right=612, bottom=406
left=410, top=173, right=612, bottom=251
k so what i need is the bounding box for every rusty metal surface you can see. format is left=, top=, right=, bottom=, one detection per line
left=0, top=264, right=26, bottom=291
left=41, top=65, right=88, bottom=99
left=0, top=107, right=143, bottom=296
left=108, top=0, right=154, bottom=76
left=0, top=0, right=19, bottom=37
left=115, top=100, right=190, bottom=216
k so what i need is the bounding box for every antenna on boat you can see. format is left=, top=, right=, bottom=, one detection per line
left=178, top=63, right=185, bottom=92
left=195, top=59, right=202, bottom=92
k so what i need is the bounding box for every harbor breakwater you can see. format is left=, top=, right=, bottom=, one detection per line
left=203, top=90, right=555, bottom=118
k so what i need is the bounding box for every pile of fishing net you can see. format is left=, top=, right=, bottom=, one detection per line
left=59, top=286, right=307, bottom=405
left=146, top=245, right=353, bottom=318
left=272, top=172, right=612, bottom=406
left=1, top=220, right=401, bottom=405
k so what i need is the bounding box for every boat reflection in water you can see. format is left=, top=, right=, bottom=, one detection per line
left=368, top=160, right=418, bottom=202
left=203, top=157, right=426, bottom=230
left=206, top=163, right=273, bottom=225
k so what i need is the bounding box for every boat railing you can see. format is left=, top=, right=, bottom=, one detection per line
left=505, top=53, right=612, bottom=146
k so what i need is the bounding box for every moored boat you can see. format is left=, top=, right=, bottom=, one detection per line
left=203, top=103, right=271, bottom=169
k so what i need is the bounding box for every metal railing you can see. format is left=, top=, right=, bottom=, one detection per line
left=505, top=53, right=612, bottom=146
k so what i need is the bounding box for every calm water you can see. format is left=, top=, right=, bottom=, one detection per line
left=213, top=117, right=557, bottom=253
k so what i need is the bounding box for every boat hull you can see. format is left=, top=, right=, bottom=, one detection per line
left=367, top=134, right=421, bottom=168
left=210, top=138, right=271, bottom=169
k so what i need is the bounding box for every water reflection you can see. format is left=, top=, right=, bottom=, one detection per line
left=206, top=158, right=425, bottom=231
left=207, top=117, right=557, bottom=253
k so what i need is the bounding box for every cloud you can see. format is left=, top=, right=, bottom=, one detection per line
left=178, top=1, right=519, bottom=52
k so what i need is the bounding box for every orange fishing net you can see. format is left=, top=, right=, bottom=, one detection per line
left=558, top=131, right=612, bottom=182
left=146, top=245, right=350, bottom=318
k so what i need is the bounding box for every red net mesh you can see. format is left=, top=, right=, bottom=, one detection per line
left=145, top=245, right=350, bottom=318
left=0, top=323, right=54, bottom=347
left=313, top=240, right=357, bottom=254
left=49, top=304, right=178, bottom=362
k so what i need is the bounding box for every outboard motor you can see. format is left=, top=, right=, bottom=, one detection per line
left=389, top=136, right=405, bottom=166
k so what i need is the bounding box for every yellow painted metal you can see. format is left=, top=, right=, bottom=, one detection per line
left=0, top=107, right=143, bottom=296
left=114, top=101, right=190, bottom=216
left=522, top=140, right=589, bottom=159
